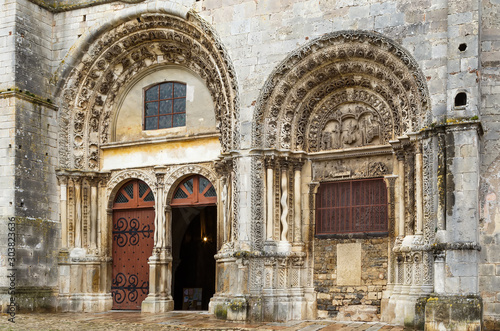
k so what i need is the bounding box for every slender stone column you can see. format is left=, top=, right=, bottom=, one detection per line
left=74, top=176, right=82, bottom=248
left=265, top=157, right=275, bottom=241
left=280, top=160, right=289, bottom=242
left=58, top=175, right=68, bottom=248
left=293, top=160, right=303, bottom=244
left=90, top=178, right=98, bottom=252
left=415, top=144, right=424, bottom=235
left=154, top=173, right=165, bottom=249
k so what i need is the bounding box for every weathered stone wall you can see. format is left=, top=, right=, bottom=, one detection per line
left=1, top=0, right=498, bottom=326
left=14, top=0, right=53, bottom=98
left=0, top=1, right=16, bottom=91
left=313, top=238, right=388, bottom=321
left=0, top=94, right=17, bottom=313
left=479, top=0, right=500, bottom=329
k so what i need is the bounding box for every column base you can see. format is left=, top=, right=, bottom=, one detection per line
left=141, top=296, right=174, bottom=313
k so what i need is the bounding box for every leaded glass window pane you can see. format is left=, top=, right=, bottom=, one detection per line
left=159, top=100, right=172, bottom=114
left=145, top=117, right=157, bottom=130
left=160, top=82, right=173, bottom=99
left=174, top=83, right=186, bottom=98
left=144, top=82, right=186, bottom=130
left=145, top=87, right=158, bottom=101
left=159, top=115, right=172, bottom=129
left=173, top=114, right=185, bottom=127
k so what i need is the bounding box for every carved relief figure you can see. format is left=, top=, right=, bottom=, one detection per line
left=318, top=103, right=382, bottom=151
left=359, top=112, right=380, bottom=145
left=341, top=117, right=359, bottom=147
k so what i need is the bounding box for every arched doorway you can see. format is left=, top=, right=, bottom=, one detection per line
left=111, top=179, right=155, bottom=309
left=170, top=175, right=217, bottom=310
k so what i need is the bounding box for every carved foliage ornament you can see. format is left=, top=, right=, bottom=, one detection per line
left=253, top=30, right=430, bottom=151
left=58, top=12, right=239, bottom=170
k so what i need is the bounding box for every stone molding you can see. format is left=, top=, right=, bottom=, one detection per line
left=252, top=30, right=430, bottom=151
left=57, top=11, right=239, bottom=171
left=28, top=0, right=146, bottom=13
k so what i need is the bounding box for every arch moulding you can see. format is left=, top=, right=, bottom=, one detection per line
left=164, top=164, right=218, bottom=206
left=106, top=168, right=157, bottom=209
left=56, top=10, right=239, bottom=172
left=252, top=30, right=430, bottom=152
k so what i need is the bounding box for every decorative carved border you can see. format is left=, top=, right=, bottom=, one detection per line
left=163, top=163, right=217, bottom=205
left=57, top=12, right=239, bottom=171
left=252, top=30, right=430, bottom=151
left=106, top=168, right=156, bottom=209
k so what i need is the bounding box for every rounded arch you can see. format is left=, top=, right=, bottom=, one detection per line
left=57, top=10, right=239, bottom=171
left=164, top=165, right=218, bottom=207
left=106, top=169, right=156, bottom=210
left=252, top=30, right=430, bottom=151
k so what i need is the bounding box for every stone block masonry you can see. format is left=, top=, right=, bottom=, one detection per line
left=314, top=238, right=388, bottom=321
left=0, top=91, right=59, bottom=313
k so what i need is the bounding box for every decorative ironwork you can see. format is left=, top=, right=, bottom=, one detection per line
left=113, top=217, right=153, bottom=247
left=316, top=178, right=388, bottom=235
left=111, top=272, right=149, bottom=304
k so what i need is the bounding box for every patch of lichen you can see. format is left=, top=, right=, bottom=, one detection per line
left=214, top=304, right=228, bottom=319
left=420, top=116, right=480, bottom=133
left=229, top=298, right=247, bottom=312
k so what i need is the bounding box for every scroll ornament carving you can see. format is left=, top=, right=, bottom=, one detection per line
left=251, top=156, right=265, bottom=250
left=58, top=13, right=239, bottom=170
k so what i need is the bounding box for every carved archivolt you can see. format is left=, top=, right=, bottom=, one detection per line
left=253, top=30, right=430, bottom=151
left=106, top=168, right=156, bottom=208
left=57, top=11, right=239, bottom=171
left=164, top=164, right=217, bottom=205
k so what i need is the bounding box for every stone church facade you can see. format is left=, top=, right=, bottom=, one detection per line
left=0, top=0, right=499, bottom=330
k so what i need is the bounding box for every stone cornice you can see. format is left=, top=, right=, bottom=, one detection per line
left=0, top=91, right=57, bottom=110
left=27, top=0, right=146, bottom=13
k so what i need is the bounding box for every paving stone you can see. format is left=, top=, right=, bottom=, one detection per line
left=0, top=312, right=405, bottom=331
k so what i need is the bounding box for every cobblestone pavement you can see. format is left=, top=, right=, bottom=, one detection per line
left=0, top=311, right=406, bottom=331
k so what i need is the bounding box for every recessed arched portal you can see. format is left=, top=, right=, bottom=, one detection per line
left=170, top=175, right=217, bottom=310
left=111, top=179, right=155, bottom=310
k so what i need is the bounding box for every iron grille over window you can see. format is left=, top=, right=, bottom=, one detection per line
left=316, top=178, right=388, bottom=236
left=144, top=82, right=186, bottom=130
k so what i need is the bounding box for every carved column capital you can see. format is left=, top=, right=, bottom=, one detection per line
left=278, top=157, right=290, bottom=169
left=57, top=174, right=68, bottom=186
left=264, top=155, right=276, bottom=169
left=291, top=159, right=305, bottom=172
left=155, top=172, right=166, bottom=186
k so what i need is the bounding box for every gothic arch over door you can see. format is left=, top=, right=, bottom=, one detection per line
left=112, top=179, right=155, bottom=310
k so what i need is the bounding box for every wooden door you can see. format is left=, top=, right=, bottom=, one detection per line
left=111, top=180, right=155, bottom=310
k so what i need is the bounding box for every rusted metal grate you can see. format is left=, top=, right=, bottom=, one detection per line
left=316, top=178, right=388, bottom=235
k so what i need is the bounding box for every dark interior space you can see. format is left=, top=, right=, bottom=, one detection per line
left=172, top=206, right=217, bottom=310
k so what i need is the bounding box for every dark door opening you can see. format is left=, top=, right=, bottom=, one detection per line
left=171, top=205, right=217, bottom=310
